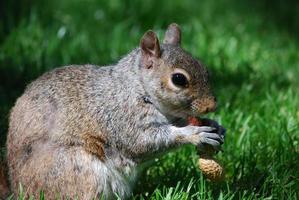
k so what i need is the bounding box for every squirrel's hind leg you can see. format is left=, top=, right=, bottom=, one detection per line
left=10, top=144, right=132, bottom=200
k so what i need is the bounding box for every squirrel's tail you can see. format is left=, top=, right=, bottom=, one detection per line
left=0, top=158, right=10, bottom=199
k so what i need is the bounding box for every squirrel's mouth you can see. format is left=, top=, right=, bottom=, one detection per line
left=169, top=115, right=205, bottom=127
left=168, top=109, right=204, bottom=127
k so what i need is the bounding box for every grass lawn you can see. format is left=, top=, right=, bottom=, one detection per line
left=0, top=0, right=298, bottom=199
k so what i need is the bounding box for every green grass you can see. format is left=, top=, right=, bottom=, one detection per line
left=0, top=0, right=299, bottom=199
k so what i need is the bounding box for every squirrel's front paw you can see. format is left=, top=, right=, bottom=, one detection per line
left=201, top=119, right=226, bottom=141
left=183, top=125, right=224, bottom=151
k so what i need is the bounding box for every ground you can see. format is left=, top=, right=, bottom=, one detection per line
left=0, top=0, right=298, bottom=199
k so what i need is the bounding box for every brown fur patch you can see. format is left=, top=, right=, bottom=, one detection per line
left=175, top=135, right=189, bottom=145
left=82, top=133, right=106, bottom=161
left=160, top=67, right=174, bottom=92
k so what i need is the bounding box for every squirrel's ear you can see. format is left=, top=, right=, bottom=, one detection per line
left=140, top=31, right=161, bottom=68
left=140, top=30, right=161, bottom=58
left=163, top=23, right=181, bottom=46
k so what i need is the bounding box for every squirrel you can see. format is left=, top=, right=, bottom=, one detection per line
left=2, top=23, right=225, bottom=199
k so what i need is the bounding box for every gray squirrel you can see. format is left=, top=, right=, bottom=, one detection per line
left=4, top=23, right=225, bottom=199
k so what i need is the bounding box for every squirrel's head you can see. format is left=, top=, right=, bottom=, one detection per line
left=139, top=23, right=216, bottom=119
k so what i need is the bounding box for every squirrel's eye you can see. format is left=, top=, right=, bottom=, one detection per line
left=171, top=73, right=189, bottom=87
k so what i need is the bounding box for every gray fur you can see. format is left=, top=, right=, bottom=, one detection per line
left=6, top=23, right=224, bottom=199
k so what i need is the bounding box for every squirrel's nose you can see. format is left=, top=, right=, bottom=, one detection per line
left=192, top=96, right=217, bottom=114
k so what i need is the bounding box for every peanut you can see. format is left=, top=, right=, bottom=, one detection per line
left=188, top=117, right=224, bottom=182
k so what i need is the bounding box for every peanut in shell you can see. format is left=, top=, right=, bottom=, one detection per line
left=188, top=117, right=225, bottom=182
left=198, top=154, right=224, bottom=182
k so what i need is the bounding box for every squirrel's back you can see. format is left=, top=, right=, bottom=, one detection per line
left=7, top=64, right=142, bottom=199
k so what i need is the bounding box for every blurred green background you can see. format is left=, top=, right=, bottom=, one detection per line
left=0, top=0, right=298, bottom=199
